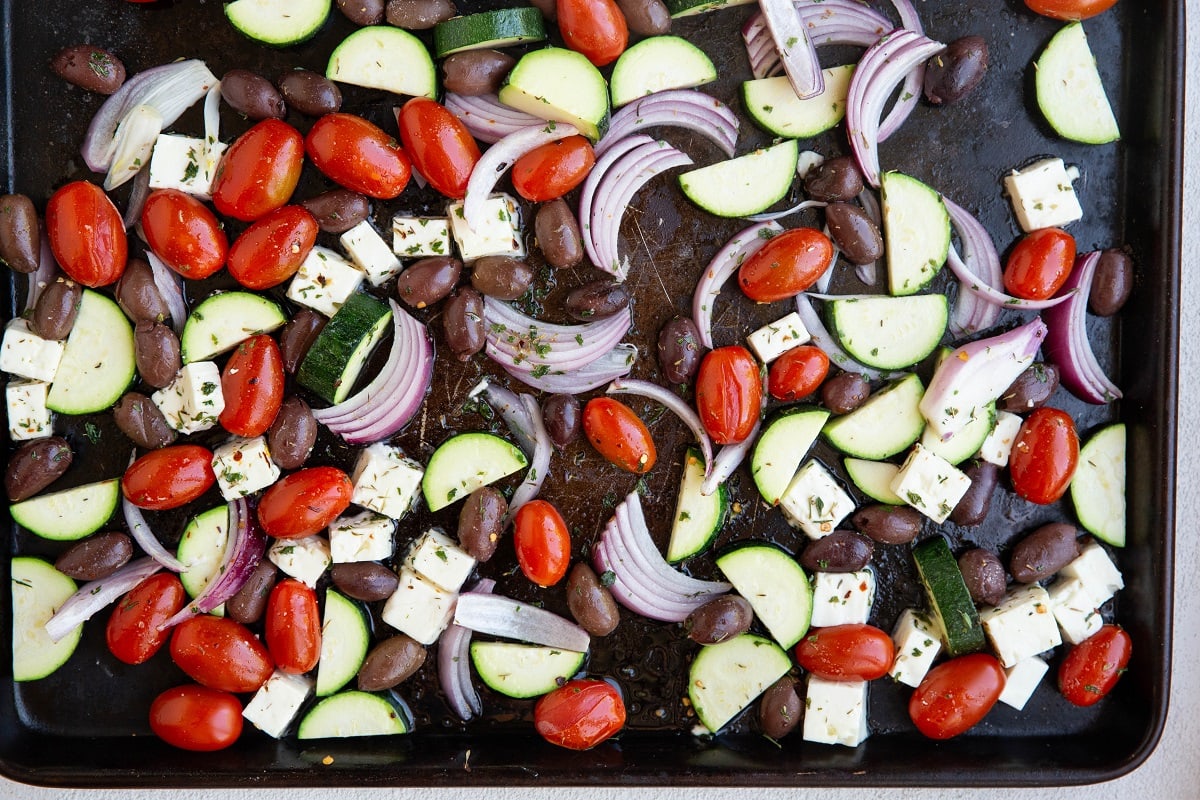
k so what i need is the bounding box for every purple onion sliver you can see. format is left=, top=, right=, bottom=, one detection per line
left=121, top=494, right=187, bottom=572
left=470, top=379, right=537, bottom=455
left=25, top=235, right=58, bottom=314
left=614, top=492, right=731, bottom=597
left=1043, top=252, right=1121, bottom=404
left=496, top=343, right=637, bottom=393
left=312, top=307, right=410, bottom=425
left=505, top=394, right=552, bottom=522
left=607, top=377, right=713, bottom=476
left=145, top=251, right=188, bottom=337
left=463, top=123, right=579, bottom=231
left=595, top=533, right=709, bottom=622
left=45, top=557, right=161, bottom=643
left=454, top=592, right=590, bottom=653
left=746, top=199, right=827, bottom=223
left=693, top=221, right=785, bottom=349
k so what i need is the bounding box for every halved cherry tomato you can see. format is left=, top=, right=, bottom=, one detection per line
left=150, top=685, right=243, bottom=752
left=512, top=499, right=571, bottom=587
left=534, top=678, right=626, bottom=750
left=257, top=466, right=353, bottom=539
left=212, top=118, right=305, bottom=221
left=226, top=205, right=318, bottom=290
left=219, top=335, right=284, bottom=437
left=1024, top=0, right=1118, bottom=20
left=169, top=615, right=274, bottom=693
left=695, top=345, right=762, bottom=445
left=397, top=98, right=480, bottom=199
left=106, top=572, right=186, bottom=665
left=1058, top=624, right=1132, bottom=707
left=140, top=189, right=228, bottom=280
left=556, top=0, right=628, bottom=67
left=795, top=623, right=895, bottom=681
left=45, top=180, right=127, bottom=287
left=122, top=444, right=216, bottom=511
left=511, top=136, right=596, bottom=202
left=768, top=345, right=830, bottom=401
left=306, top=113, right=411, bottom=199
left=909, top=653, right=1005, bottom=740
left=738, top=227, right=833, bottom=302
left=1008, top=407, right=1079, bottom=504
left=1004, top=227, right=1076, bottom=300
left=265, top=579, right=321, bottom=675
left=582, top=396, right=656, bottom=474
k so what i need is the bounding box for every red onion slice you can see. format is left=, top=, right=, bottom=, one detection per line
left=743, top=0, right=890, bottom=80
left=944, top=197, right=1004, bottom=336
left=693, top=221, right=784, bottom=349
left=463, top=122, right=578, bottom=231
left=104, top=105, right=163, bottom=191
left=619, top=491, right=731, bottom=597
left=444, top=93, right=546, bottom=144
left=606, top=377, right=713, bottom=476
left=438, top=578, right=494, bottom=722
left=495, top=343, right=638, bottom=393
left=144, top=251, right=188, bottom=337
left=879, top=0, right=928, bottom=141
left=1043, top=252, right=1123, bottom=404
left=454, top=592, right=591, bottom=653
left=746, top=199, right=826, bottom=223
left=45, top=557, right=162, bottom=643
left=700, top=418, right=761, bottom=497
left=854, top=189, right=882, bottom=286
left=483, top=298, right=633, bottom=373
left=24, top=235, right=59, bottom=314
left=759, top=0, right=824, bottom=99
left=505, top=394, right=552, bottom=521
left=947, top=246, right=1075, bottom=312
left=122, top=164, right=153, bottom=231
left=121, top=493, right=187, bottom=572
left=579, top=134, right=654, bottom=271
left=596, top=91, right=739, bottom=159
left=469, top=379, right=537, bottom=455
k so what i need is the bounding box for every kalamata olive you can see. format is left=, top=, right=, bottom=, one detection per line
left=50, top=44, right=125, bottom=95
left=1010, top=523, right=1080, bottom=583
left=267, top=397, right=318, bottom=471
left=616, top=0, right=671, bottom=35
left=563, top=280, right=630, bottom=321
left=396, top=256, right=462, bottom=308
left=115, top=258, right=169, bottom=324
left=565, top=562, right=620, bottom=636
left=220, top=69, right=286, bottom=120
left=134, top=320, right=182, bottom=390
left=851, top=504, right=923, bottom=545
left=225, top=559, right=277, bottom=625
left=923, top=35, right=988, bottom=105
left=331, top=561, right=400, bottom=602
left=684, top=594, right=754, bottom=645
left=957, top=548, right=1006, bottom=606
left=470, top=255, right=534, bottom=300
left=336, top=0, right=385, bottom=25
left=443, top=287, right=486, bottom=361
left=825, top=202, right=883, bottom=266
left=441, top=50, right=516, bottom=96
left=30, top=277, right=82, bottom=340
left=299, top=189, right=370, bottom=234
left=278, top=69, right=343, bottom=116
left=535, top=199, right=584, bottom=268
left=804, top=156, right=864, bottom=202
left=5, top=436, right=72, bottom=502
left=1089, top=248, right=1134, bottom=316
left=529, top=0, right=556, bottom=20
left=949, top=460, right=999, bottom=526
left=54, top=532, right=134, bottom=581
left=279, top=309, right=327, bottom=374
left=821, top=372, right=870, bottom=415
left=0, top=194, right=40, bottom=274
left=358, top=635, right=427, bottom=691
left=542, top=393, right=581, bottom=449
left=457, top=486, right=507, bottom=562
left=657, top=317, right=703, bottom=384
left=998, top=363, right=1059, bottom=412
left=386, top=0, right=456, bottom=29
left=758, top=675, right=802, bottom=740
left=112, top=392, right=177, bottom=450
left=800, top=530, right=874, bottom=572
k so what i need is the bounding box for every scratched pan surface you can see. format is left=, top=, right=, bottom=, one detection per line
left=0, top=0, right=1181, bottom=788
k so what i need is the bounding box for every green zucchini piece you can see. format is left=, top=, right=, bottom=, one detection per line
left=843, top=458, right=904, bottom=505
left=751, top=406, right=829, bottom=506
left=716, top=544, right=813, bottom=648
left=742, top=64, right=854, bottom=138
left=422, top=432, right=527, bottom=512
left=327, top=26, right=437, bottom=100
left=296, top=292, right=392, bottom=404
left=225, top=0, right=330, bottom=47
left=666, top=447, right=727, bottom=562
left=498, top=47, right=610, bottom=141
left=433, top=8, right=546, bottom=58
left=912, top=536, right=985, bottom=657
left=297, top=691, right=409, bottom=739
left=882, top=172, right=950, bottom=296
left=46, top=291, right=135, bottom=415
left=609, top=36, right=716, bottom=108
left=678, top=140, right=798, bottom=218
left=181, top=291, right=286, bottom=364
left=12, top=557, right=81, bottom=682
left=316, top=590, right=371, bottom=697
left=687, top=633, right=791, bottom=733
left=1035, top=22, right=1119, bottom=145
left=1071, top=423, right=1125, bottom=546
left=10, top=478, right=120, bottom=542
left=822, top=373, right=925, bottom=460
left=828, top=294, right=948, bottom=370
left=470, top=641, right=586, bottom=698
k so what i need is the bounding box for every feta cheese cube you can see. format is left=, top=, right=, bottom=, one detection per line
left=998, top=656, right=1048, bottom=711
left=778, top=460, right=855, bottom=540
left=243, top=670, right=314, bottom=738
left=405, top=528, right=476, bottom=593
left=1059, top=541, right=1124, bottom=607
left=890, top=444, right=972, bottom=524
left=147, top=133, right=226, bottom=200
left=746, top=312, right=811, bottom=363
left=6, top=381, right=52, bottom=441
left=888, top=608, right=943, bottom=688
left=1048, top=578, right=1103, bottom=645
left=212, top=436, right=280, bottom=500
left=381, top=567, right=456, bottom=645
left=810, top=570, right=875, bottom=627
left=979, top=584, right=1062, bottom=668
left=978, top=410, right=1023, bottom=467
left=350, top=443, right=423, bottom=520
left=446, top=193, right=525, bottom=262
left=0, top=319, right=64, bottom=383
left=1004, top=158, right=1083, bottom=232
left=151, top=361, right=225, bottom=435
left=341, top=220, right=403, bottom=286
left=393, top=216, right=452, bottom=259
left=286, top=246, right=366, bottom=317
left=268, top=535, right=332, bottom=588
left=803, top=677, right=869, bottom=747
left=329, top=510, right=396, bottom=564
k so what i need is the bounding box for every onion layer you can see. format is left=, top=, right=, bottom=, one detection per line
left=693, top=221, right=784, bottom=349
left=795, top=294, right=895, bottom=381
left=463, top=123, right=579, bottom=231
left=121, top=491, right=187, bottom=572
left=759, top=0, right=824, bottom=99
left=438, top=578, right=494, bottom=722
left=494, top=343, right=638, bottom=393
left=1042, top=252, right=1123, bottom=404
left=470, top=379, right=536, bottom=455
left=454, top=591, right=591, bottom=653
left=505, top=394, right=552, bottom=521
left=596, top=90, right=739, bottom=159
left=444, top=93, right=545, bottom=144
left=483, top=297, right=633, bottom=375
left=145, top=251, right=188, bottom=337
left=606, top=377, right=712, bottom=476
left=45, top=557, right=161, bottom=643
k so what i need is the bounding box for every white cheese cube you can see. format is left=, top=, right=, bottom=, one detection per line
left=446, top=193, right=525, bottom=262
left=810, top=570, right=875, bottom=628
left=329, top=510, right=396, bottom=564
left=746, top=312, right=811, bottom=363
left=888, top=608, right=943, bottom=688
left=979, top=584, right=1062, bottom=668
left=286, top=246, right=366, bottom=317
left=268, top=535, right=332, bottom=588
left=151, top=360, right=225, bottom=435
left=778, top=460, right=855, bottom=540
left=341, top=220, right=403, bottom=286
left=0, top=319, right=64, bottom=383
left=1004, top=158, right=1083, bottom=232
left=242, top=670, right=314, bottom=738
left=405, top=528, right=476, bottom=593
left=212, top=436, right=280, bottom=500
left=998, top=656, right=1048, bottom=711
left=978, top=410, right=1023, bottom=467
left=803, top=677, right=869, bottom=747
left=393, top=216, right=452, bottom=259
left=350, top=443, right=423, bottom=520
left=1048, top=578, right=1103, bottom=645
left=1059, top=542, right=1124, bottom=607
left=890, top=444, right=972, bottom=524
left=147, top=133, right=226, bottom=200
left=6, top=381, right=52, bottom=441
left=381, top=567, right=456, bottom=645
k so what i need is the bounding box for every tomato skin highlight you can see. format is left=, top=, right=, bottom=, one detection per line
left=397, top=98, right=480, bottom=199
left=256, top=466, right=353, bottom=540
left=122, top=444, right=216, bottom=511
left=212, top=118, right=305, bottom=221
left=556, top=0, right=629, bottom=67
left=140, top=189, right=228, bottom=280
left=582, top=397, right=657, bottom=474
left=227, top=205, right=318, bottom=290
left=1024, top=0, right=1118, bottom=20
left=796, top=624, right=895, bottom=681
left=1058, top=624, right=1132, bottom=706
left=738, top=227, right=833, bottom=302
left=1008, top=407, right=1079, bottom=504
left=909, top=653, right=1006, bottom=740
left=511, top=136, right=596, bottom=202
left=1004, top=227, right=1076, bottom=300
left=265, top=578, right=322, bottom=675
left=534, top=678, right=626, bottom=750
left=46, top=180, right=128, bottom=287
left=106, top=572, right=186, bottom=665
left=149, top=684, right=243, bottom=752
left=219, top=335, right=285, bottom=437
left=306, top=112, right=411, bottom=199
left=768, top=345, right=830, bottom=401
left=512, top=499, right=572, bottom=587
left=169, top=615, right=275, bottom=693
left=695, top=346, right=762, bottom=445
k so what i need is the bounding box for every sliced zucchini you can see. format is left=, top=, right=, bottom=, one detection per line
left=716, top=544, right=813, bottom=649
left=609, top=36, right=717, bottom=108
left=751, top=406, right=829, bottom=506
left=327, top=26, right=437, bottom=100
left=918, top=403, right=995, bottom=466
left=678, top=140, right=798, bottom=218
left=687, top=633, right=791, bottom=733
left=316, top=590, right=371, bottom=697
left=46, top=291, right=134, bottom=415
left=843, top=458, right=903, bottom=505
left=297, top=691, right=409, bottom=739
left=422, top=432, right=527, bottom=512
left=12, top=557, right=81, bottom=682
left=822, top=373, right=925, bottom=460
left=1035, top=22, right=1120, bottom=145
left=664, top=0, right=755, bottom=17
left=827, top=294, right=948, bottom=370
left=296, top=292, right=392, bottom=404
left=881, top=172, right=950, bottom=296
left=667, top=448, right=728, bottom=563
left=180, top=292, right=286, bottom=364
left=470, top=641, right=586, bottom=699
left=498, top=48, right=610, bottom=141
left=225, top=0, right=331, bottom=47
left=742, top=64, right=854, bottom=138
left=911, top=536, right=985, bottom=657
left=177, top=505, right=229, bottom=614
left=10, top=478, right=120, bottom=542
left=433, top=8, right=546, bottom=58
left=1071, top=423, right=1125, bottom=547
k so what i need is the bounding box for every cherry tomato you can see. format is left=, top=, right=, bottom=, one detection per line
left=738, top=227, right=833, bottom=302
left=306, top=113, right=411, bottom=199
left=1024, top=0, right=1118, bottom=20
left=1058, top=624, right=1132, bottom=707
left=511, top=136, right=596, bottom=202
left=212, top=118, right=304, bottom=221
left=1008, top=407, right=1079, bottom=504
left=169, top=615, right=274, bottom=693
left=45, top=180, right=127, bottom=287
left=534, top=679, right=626, bottom=750
left=149, top=685, right=243, bottom=752
left=695, top=346, right=762, bottom=445
left=106, top=572, right=186, bottom=665
left=257, top=466, right=353, bottom=540
left=140, top=189, right=228, bottom=280
left=556, top=0, right=628, bottom=67
left=397, top=98, right=480, bottom=200
left=226, top=205, right=318, bottom=290
left=512, top=499, right=571, bottom=587
left=218, top=335, right=285, bottom=438
left=768, top=345, right=830, bottom=401
left=795, top=624, right=895, bottom=681
left=1003, top=228, right=1076, bottom=300
left=909, top=653, right=1006, bottom=740
left=122, top=444, right=216, bottom=511
left=582, top=397, right=656, bottom=474
left=264, top=579, right=322, bottom=675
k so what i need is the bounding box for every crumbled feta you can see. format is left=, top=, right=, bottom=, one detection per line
left=803, top=676, right=869, bottom=747
left=979, top=584, right=1062, bottom=668
left=381, top=567, right=456, bottom=645
left=1048, top=578, right=1103, bottom=645
left=405, top=528, right=476, bottom=593
left=211, top=436, right=280, bottom=500
left=147, top=133, right=226, bottom=200
left=1059, top=541, right=1124, bottom=607
left=796, top=150, right=825, bottom=179
left=0, top=319, right=65, bottom=383
left=888, top=608, right=943, bottom=688
left=6, top=381, right=52, bottom=441
left=810, top=570, right=875, bottom=628
left=329, top=509, right=396, bottom=564
left=350, top=443, right=423, bottom=520
left=268, top=535, right=332, bottom=589
left=998, top=656, right=1048, bottom=711
left=1004, top=158, right=1082, bottom=232
left=978, top=410, right=1023, bottom=467
left=778, top=460, right=855, bottom=540
left=243, top=670, right=314, bottom=738
left=446, top=193, right=525, bottom=262
left=151, top=360, right=225, bottom=435
left=341, top=220, right=403, bottom=286
left=393, top=216, right=452, bottom=259
left=746, top=312, right=811, bottom=363
left=286, top=246, right=366, bottom=317
left=890, top=444, right=972, bottom=524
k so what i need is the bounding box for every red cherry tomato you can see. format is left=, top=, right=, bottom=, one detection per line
left=106, top=572, right=186, bottom=665
left=768, top=345, right=830, bottom=401
left=212, top=118, right=304, bottom=221
left=397, top=98, right=480, bottom=200
left=169, top=615, right=274, bottom=693
left=908, top=653, right=1006, bottom=740
left=582, top=397, right=656, bottom=474
left=1058, top=624, right=1132, bottom=706
left=512, top=499, right=571, bottom=587
left=556, top=0, right=628, bottom=67
left=534, top=679, right=626, bottom=750
left=226, top=205, right=318, bottom=290
left=1003, top=228, right=1076, bottom=300
left=1024, top=0, right=1118, bottom=20
left=265, top=579, right=322, bottom=675
left=695, top=346, right=762, bottom=445
left=306, top=113, right=411, bottom=199
left=738, top=228, right=833, bottom=302
left=511, top=136, right=596, bottom=202
left=140, top=189, right=228, bottom=280
left=218, top=335, right=285, bottom=438
left=257, top=466, right=353, bottom=540
left=795, top=624, right=895, bottom=681
left=45, top=180, right=127, bottom=287
left=1008, top=407, right=1079, bottom=504
left=149, top=685, right=243, bottom=752
left=122, top=444, right=216, bottom=511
